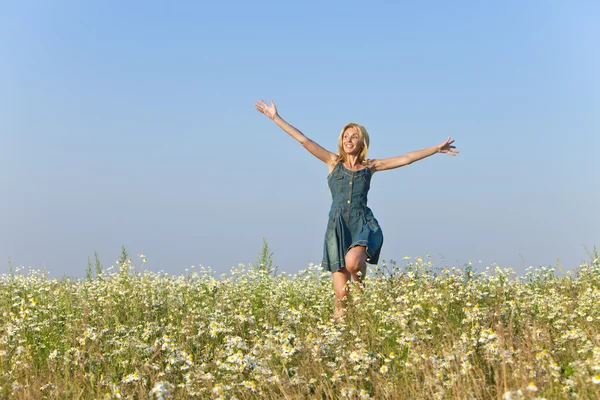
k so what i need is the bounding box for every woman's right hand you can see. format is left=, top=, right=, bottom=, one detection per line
left=254, top=99, right=278, bottom=120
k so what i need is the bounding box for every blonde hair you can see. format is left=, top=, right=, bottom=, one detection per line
left=337, top=122, right=370, bottom=165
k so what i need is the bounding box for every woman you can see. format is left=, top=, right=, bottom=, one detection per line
left=255, top=99, right=458, bottom=320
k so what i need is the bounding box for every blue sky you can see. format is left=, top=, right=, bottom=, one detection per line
left=2, top=1, right=598, bottom=277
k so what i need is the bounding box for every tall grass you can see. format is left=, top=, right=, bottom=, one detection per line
left=1, top=254, right=599, bottom=399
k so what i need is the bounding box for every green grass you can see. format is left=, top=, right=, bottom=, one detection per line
left=1, top=255, right=599, bottom=399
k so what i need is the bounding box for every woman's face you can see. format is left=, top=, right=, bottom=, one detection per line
left=342, top=127, right=361, bottom=155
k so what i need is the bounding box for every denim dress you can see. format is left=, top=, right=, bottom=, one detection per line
left=321, top=163, right=384, bottom=272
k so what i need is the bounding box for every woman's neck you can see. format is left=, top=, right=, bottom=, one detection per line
left=345, top=155, right=361, bottom=169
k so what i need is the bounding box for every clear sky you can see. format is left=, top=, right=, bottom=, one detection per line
left=2, top=1, right=598, bottom=278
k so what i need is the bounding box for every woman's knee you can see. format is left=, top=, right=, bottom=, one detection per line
left=345, top=252, right=363, bottom=273
left=345, top=261, right=358, bottom=274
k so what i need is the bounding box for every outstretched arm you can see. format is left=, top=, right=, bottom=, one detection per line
left=372, top=137, right=458, bottom=172
left=255, top=99, right=337, bottom=165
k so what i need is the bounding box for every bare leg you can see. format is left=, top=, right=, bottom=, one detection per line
left=345, top=246, right=368, bottom=284
left=332, top=268, right=351, bottom=322
left=331, top=247, right=369, bottom=322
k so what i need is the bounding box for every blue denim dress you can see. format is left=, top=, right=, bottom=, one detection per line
left=321, top=163, right=384, bottom=272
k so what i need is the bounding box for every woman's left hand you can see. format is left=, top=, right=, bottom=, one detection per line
left=437, top=137, right=459, bottom=155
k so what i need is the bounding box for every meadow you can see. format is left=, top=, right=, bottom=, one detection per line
left=1, top=252, right=599, bottom=399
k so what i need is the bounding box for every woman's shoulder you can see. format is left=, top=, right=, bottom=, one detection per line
left=327, top=157, right=342, bottom=175
left=365, top=159, right=377, bottom=172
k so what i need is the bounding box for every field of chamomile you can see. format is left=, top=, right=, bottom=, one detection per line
left=1, top=253, right=600, bottom=399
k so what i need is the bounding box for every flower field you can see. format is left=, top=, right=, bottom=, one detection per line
left=1, top=255, right=600, bottom=399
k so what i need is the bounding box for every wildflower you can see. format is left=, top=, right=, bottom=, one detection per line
left=150, top=381, right=173, bottom=400
left=290, top=376, right=304, bottom=385
left=110, top=383, right=122, bottom=399
left=379, top=365, right=389, bottom=374
left=502, top=390, right=523, bottom=399
left=241, top=380, right=257, bottom=391
left=330, top=372, right=344, bottom=382
left=349, top=351, right=361, bottom=362
left=212, top=384, right=223, bottom=395
left=199, top=372, right=213, bottom=381
left=122, top=371, right=141, bottom=383
left=84, top=327, right=97, bottom=341
left=526, top=382, right=538, bottom=392
left=592, top=375, right=600, bottom=384
left=40, top=383, right=55, bottom=392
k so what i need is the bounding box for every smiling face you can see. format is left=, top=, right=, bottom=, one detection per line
left=337, top=123, right=370, bottom=164
left=342, top=127, right=361, bottom=155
